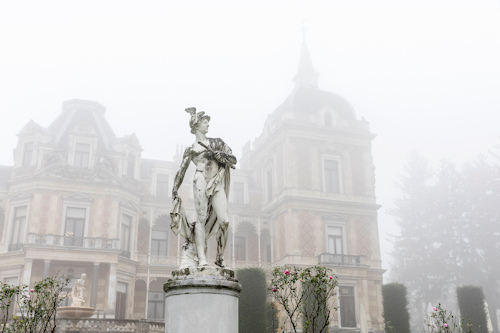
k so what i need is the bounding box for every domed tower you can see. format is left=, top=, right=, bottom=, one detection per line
left=240, top=40, right=384, bottom=332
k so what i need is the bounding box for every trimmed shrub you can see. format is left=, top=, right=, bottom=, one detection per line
left=238, top=267, right=267, bottom=333
left=382, top=283, right=411, bottom=333
left=457, top=285, right=488, bottom=332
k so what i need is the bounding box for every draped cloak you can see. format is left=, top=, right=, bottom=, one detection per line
left=170, top=137, right=233, bottom=241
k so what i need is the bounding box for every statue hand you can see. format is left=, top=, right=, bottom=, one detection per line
left=214, top=151, right=226, bottom=163
left=172, top=189, right=178, bottom=198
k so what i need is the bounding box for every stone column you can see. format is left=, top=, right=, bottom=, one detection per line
left=43, top=260, right=51, bottom=278
left=90, top=263, right=100, bottom=308
left=22, top=259, right=33, bottom=286
left=164, top=268, right=241, bottom=333
left=106, top=263, right=118, bottom=316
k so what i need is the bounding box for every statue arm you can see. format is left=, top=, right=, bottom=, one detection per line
left=172, top=148, right=191, bottom=197
left=213, top=138, right=237, bottom=166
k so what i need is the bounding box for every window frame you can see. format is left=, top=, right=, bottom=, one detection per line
left=338, top=285, right=357, bottom=328
left=120, top=213, right=134, bottom=258
left=322, top=157, right=343, bottom=193
left=325, top=221, right=347, bottom=255
left=22, top=142, right=34, bottom=167
left=73, top=143, right=91, bottom=167
left=60, top=203, right=90, bottom=241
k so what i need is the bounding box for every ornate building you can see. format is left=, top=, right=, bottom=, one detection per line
left=0, top=42, right=384, bottom=332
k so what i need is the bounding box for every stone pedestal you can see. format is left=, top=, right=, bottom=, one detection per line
left=163, top=267, right=242, bottom=333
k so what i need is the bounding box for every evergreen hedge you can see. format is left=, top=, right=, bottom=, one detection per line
left=237, top=267, right=267, bottom=333
left=457, top=285, right=488, bottom=331
left=381, top=283, right=411, bottom=333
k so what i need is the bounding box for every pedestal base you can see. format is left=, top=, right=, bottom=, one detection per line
left=163, top=267, right=242, bottom=333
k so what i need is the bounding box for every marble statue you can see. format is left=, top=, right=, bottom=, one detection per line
left=171, top=107, right=236, bottom=269
left=70, top=273, right=86, bottom=307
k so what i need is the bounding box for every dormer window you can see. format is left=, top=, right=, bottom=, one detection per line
left=22, top=142, right=34, bottom=166
left=74, top=143, right=90, bottom=167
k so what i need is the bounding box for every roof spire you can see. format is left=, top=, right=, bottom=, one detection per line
left=293, top=22, right=319, bottom=89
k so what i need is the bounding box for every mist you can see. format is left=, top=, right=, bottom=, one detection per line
left=1, top=0, right=500, bottom=331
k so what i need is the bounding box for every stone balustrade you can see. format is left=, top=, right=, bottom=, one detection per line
left=318, top=253, right=366, bottom=266
left=27, top=233, right=120, bottom=250
left=55, top=318, right=164, bottom=333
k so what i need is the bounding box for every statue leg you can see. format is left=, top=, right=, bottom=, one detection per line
left=193, top=171, right=209, bottom=267
left=211, top=190, right=229, bottom=267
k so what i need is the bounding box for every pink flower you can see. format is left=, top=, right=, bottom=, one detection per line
left=30, top=289, right=34, bottom=292
left=284, top=269, right=290, bottom=275
left=300, top=279, right=303, bottom=282
left=329, top=276, right=333, bottom=280
left=443, top=323, right=448, bottom=328
left=433, top=307, right=438, bottom=311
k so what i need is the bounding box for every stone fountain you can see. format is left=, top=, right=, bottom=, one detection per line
left=58, top=273, right=95, bottom=319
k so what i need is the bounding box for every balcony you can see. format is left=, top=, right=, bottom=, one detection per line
left=27, top=233, right=120, bottom=250
left=318, top=253, right=366, bottom=266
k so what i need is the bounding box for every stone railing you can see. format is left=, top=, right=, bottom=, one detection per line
left=137, top=255, right=178, bottom=266
left=56, top=318, right=164, bottom=333
left=27, top=233, right=120, bottom=250
left=318, top=253, right=366, bottom=266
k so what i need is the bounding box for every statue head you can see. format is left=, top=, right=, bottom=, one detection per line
left=81, top=273, right=86, bottom=280
left=185, top=107, right=211, bottom=134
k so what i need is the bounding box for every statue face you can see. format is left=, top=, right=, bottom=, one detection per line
left=196, top=118, right=210, bottom=134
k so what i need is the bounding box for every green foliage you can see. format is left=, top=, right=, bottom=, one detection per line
left=0, top=273, right=69, bottom=333
left=390, top=152, right=500, bottom=332
left=456, top=286, right=487, bottom=332
left=382, top=283, right=411, bottom=333
left=237, top=268, right=267, bottom=333
left=269, top=265, right=338, bottom=333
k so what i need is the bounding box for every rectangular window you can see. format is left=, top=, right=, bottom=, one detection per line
left=151, top=228, right=168, bottom=256
left=324, top=160, right=340, bottom=193
left=9, top=206, right=27, bottom=251
left=156, top=174, right=169, bottom=198
left=339, top=286, right=356, bottom=328
left=64, top=207, right=86, bottom=246
left=127, top=155, right=135, bottom=178
left=234, top=236, right=246, bottom=261
left=115, top=282, right=127, bottom=320
left=23, top=142, right=33, bottom=166
left=74, top=143, right=90, bottom=167
left=266, top=169, right=274, bottom=201
left=233, top=182, right=244, bottom=204
left=147, top=291, right=165, bottom=320
left=120, top=214, right=132, bottom=258
left=327, top=226, right=343, bottom=255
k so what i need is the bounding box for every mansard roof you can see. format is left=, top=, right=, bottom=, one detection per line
left=47, top=99, right=117, bottom=150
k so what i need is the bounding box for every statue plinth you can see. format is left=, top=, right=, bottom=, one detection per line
left=164, top=266, right=241, bottom=333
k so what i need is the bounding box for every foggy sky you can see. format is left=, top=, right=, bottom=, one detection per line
left=1, top=0, right=500, bottom=272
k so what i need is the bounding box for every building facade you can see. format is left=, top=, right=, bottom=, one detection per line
left=0, top=43, right=384, bottom=332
